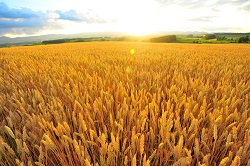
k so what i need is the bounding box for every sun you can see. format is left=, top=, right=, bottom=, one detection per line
left=117, top=16, right=157, bottom=36
left=114, top=0, right=159, bottom=36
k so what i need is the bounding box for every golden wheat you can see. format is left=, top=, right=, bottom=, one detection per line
left=0, top=42, right=250, bottom=165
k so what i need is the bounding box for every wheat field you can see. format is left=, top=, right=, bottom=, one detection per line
left=0, top=42, right=250, bottom=166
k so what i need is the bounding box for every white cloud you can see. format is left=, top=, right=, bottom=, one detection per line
left=1, top=0, right=250, bottom=37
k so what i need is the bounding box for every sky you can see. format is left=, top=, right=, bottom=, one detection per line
left=0, top=0, right=250, bottom=37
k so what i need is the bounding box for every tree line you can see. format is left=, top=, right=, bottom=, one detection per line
left=150, top=35, right=177, bottom=43
left=203, top=34, right=250, bottom=43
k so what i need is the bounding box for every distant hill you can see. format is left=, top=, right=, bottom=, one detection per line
left=215, top=33, right=250, bottom=38
left=0, top=32, right=125, bottom=45
left=0, top=31, right=210, bottom=45
left=41, top=37, right=112, bottom=44
left=1, top=32, right=249, bottom=47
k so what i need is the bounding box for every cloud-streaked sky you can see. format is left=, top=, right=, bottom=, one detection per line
left=1, top=0, right=250, bottom=37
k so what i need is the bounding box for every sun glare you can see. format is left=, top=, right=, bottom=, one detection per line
left=112, top=0, right=159, bottom=36
left=125, top=22, right=156, bottom=36
left=122, top=23, right=155, bottom=36
left=130, top=49, right=135, bottom=54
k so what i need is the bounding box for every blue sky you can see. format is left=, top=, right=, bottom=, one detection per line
left=1, top=0, right=250, bottom=37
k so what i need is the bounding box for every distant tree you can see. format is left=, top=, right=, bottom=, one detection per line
left=245, top=36, right=249, bottom=43
left=203, top=34, right=216, bottom=40
left=150, top=35, right=177, bottom=43
left=42, top=39, right=68, bottom=44
left=186, top=34, right=194, bottom=38
left=238, top=37, right=243, bottom=43
left=217, top=36, right=226, bottom=41
left=238, top=36, right=249, bottom=43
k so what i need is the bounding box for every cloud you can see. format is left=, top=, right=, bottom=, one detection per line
left=0, top=13, right=63, bottom=36
left=0, top=19, right=40, bottom=29
left=155, top=0, right=207, bottom=8
left=55, top=9, right=107, bottom=23
left=0, top=2, right=38, bottom=19
left=188, top=16, right=215, bottom=22
left=56, top=10, right=83, bottom=21
left=155, top=0, right=249, bottom=10
left=0, top=2, right=61, bottom=35
left=0, top=2, right=108, bottom=36
left=217, top=0, right=249, bottom=5
left=1, top=0, right=249, bottom=36
left=243, top=3, right=250, bottom=11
